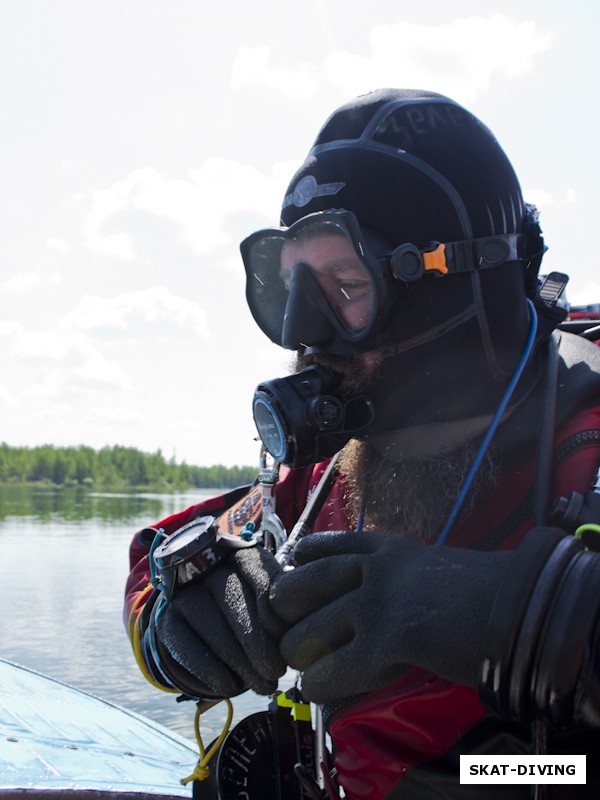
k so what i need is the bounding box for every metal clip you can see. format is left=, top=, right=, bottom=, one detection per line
left=258, top=446, right=287, bottom=552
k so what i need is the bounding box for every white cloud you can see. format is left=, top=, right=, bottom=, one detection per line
left=0, top=384, right=17, bottom=407
left=231, top=45, right=317, bottom=98
left=227, top=16, right=553, bottom=103
left=60, top=286, right=209, bottom=339
left=2, top=326, right=130, bottom=391
left=11, top=330, right=86, bottom=363
left=46, top=237, right=70, bottom=254
left=85, top=161, right=285, bottom=260
left=524, top=188, right=555, bottom=208
left=2, top=267, right=62, bottom=293
left=86, top=406, right=144, bottom=425
left=0, top=321, right=25, bottom=337
left=92, top=231, right=137, bottom=260
left=323, top=15, right=553, bottom=101
left=2, top=271, right=43, bottom=293
left=72, top=351, right=131, bottom=389
left=565, top=282, right=600, bottom=307
left=187, top=157, right=284, bottom=230
left=523, top=187, right=578, bottom=209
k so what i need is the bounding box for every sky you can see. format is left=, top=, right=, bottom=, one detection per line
left=1, top=0, right=599, bottom=468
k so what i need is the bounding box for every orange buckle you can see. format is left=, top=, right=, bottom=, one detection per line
left=422, top=243, right=448, bottom=275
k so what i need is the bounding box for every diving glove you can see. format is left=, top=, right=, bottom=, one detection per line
left=271, top=526, right=600, bottom=728
left=269, top=529, right=513, bottom=704
left=148, top=546, right=287, bottom=699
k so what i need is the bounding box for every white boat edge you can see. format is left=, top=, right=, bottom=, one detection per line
left=0, top=658, right=198, bottom=798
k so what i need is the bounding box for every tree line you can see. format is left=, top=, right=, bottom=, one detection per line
left=0, top=443, right=258, bottom=489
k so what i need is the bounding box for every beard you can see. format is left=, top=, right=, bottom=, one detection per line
left=291, top=350, right=500, bottom=542
left=338, top=438, right=499, bottom=543
left=292, top=350, right=380, bottom=394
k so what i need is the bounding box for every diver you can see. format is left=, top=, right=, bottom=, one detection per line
left=125, top=89, right=600, bottom=799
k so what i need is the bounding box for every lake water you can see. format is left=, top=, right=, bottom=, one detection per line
left=0, top=484, right=295, bottom=744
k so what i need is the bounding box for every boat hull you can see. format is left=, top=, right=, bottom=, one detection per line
left=0, top=659, right=196, bottom=798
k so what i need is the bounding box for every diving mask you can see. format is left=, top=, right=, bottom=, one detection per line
left=241, top=210, right=393, bottom=354
left=241, top=209, right=531, bottom=355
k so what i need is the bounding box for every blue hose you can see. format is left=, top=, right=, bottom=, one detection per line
left=436, top=298, right=538, bottom=546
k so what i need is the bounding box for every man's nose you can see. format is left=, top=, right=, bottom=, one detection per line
left=282, top=263, right=336, bottom=350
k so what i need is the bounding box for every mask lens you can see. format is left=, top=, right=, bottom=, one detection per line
left=244, top=235, right=290, bottom=345
left=281, top=222, right=374, bottom=335
left=242, top=213, right=377, bottom=348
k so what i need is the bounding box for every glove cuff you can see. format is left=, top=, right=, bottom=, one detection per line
left=479, top=526, right=598, bottom=725
left=140, top=595, right=219, bottom=701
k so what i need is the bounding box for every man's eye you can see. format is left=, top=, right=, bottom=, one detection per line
left=336, top=280, right=371, bottom=300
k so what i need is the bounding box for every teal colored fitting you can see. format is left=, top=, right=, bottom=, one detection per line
left=240, top=521, right=256, bottom=541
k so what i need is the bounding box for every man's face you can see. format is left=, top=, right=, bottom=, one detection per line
left=284, top=231, right=392, bottom=387
left=280, top=231, right=374, bottom=335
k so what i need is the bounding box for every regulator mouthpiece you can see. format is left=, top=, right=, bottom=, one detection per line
left=252, top=364, right=374, bottom=468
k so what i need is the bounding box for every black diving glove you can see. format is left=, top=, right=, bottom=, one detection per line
left=269, top=530, right=513, bottom=704
left=150, top=546, right=287, bottom=699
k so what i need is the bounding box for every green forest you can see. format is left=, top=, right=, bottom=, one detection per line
left=0, top=443, right=258, bottom=489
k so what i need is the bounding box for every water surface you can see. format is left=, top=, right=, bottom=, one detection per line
left=0, top=485, right=293, bottom=743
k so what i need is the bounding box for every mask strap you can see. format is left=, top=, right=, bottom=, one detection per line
left=436, top=299, right=538, bottom=546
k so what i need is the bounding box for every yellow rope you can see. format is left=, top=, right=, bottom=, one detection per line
left=128, top=583, right=180, bottom=694
left=128, top=583, right=233, bottom=786
left=180, top=698, right=234, bottom=785
left=128, top=581, right=234, bottom=786
left=128, top=582, right=153, bottom=641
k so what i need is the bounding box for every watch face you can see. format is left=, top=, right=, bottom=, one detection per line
left=216, top=710, right=310, bottom=800
left=154, top=515, right=218, bottom=562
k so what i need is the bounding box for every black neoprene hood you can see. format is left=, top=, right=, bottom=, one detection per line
left=280, top=88, right=525, bottom=247
left=267, top=88, right=550, bottom=434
